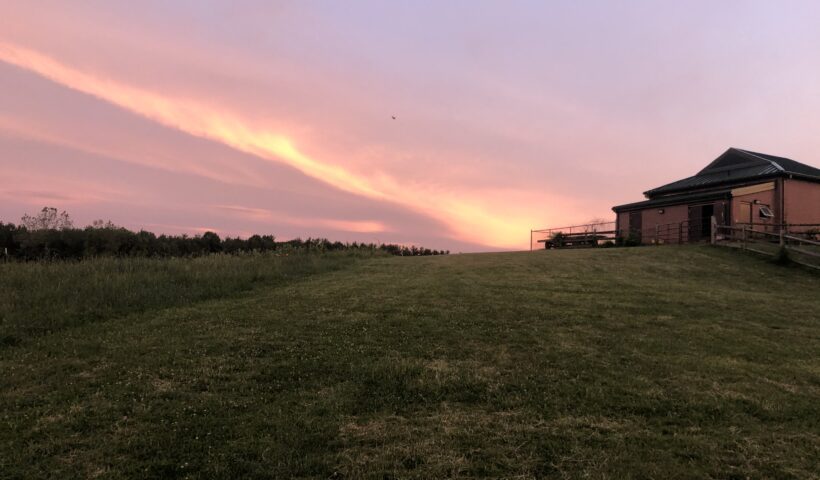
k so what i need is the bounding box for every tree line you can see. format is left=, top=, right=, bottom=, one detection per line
left=0, top=208, right=449, bottom=261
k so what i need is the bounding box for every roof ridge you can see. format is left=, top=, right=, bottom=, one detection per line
left=733, top=148, right=785, bottom=172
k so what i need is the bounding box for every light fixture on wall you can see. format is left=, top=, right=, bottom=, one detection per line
left=658, top=209, right=665, bottom=214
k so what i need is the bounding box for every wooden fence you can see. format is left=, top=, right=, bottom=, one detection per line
left=711, top=218, right=820, bottom=269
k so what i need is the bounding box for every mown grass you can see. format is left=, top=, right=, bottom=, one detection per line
left=1, top=246, right=819, bottom=479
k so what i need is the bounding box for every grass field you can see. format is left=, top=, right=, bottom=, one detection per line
left=1, top=246, right=819, bottom=479
left=0, top=251, right=368, bottom=346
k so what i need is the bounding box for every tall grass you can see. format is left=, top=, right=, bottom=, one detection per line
left=0, top=251, right=372, bottom=346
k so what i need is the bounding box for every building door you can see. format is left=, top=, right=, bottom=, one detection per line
left=700, top=204, right=714, bottom=240
left=739, top=202, right=752, bottom=226
left=629, top=211, right=642, bottom=242
left=688, top=204, right=713, bottom=241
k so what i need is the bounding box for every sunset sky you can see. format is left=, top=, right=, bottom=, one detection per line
left=2, top=1, right=820, bottom=251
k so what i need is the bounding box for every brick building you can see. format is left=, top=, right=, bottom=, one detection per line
left=612, top=148, right=820, bottom=243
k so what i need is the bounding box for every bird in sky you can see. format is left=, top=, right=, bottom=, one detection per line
left=391, top=116, right=396, bottom=120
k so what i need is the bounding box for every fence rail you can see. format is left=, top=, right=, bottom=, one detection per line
left=650, top=217, right=713, bottom=244
left=712, top=219, right=820, bottom=269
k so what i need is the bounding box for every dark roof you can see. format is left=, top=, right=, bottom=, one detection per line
left=613, top=189, right=732, bottom=213
left=726, top=149, right=820, bottom=177
left=644, top=148, right=820, bottom=197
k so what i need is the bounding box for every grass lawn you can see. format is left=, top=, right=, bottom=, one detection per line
left=1, top=246, right=819, bottom=479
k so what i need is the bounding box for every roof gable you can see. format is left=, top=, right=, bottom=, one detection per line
left=696, top=148, right=778, bottom=175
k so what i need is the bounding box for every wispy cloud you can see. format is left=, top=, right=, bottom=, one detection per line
left=0, top=41, right=546, bottom=248
left=215, top=205, right=388, bottom=233
left=0, top=190, right=91, bottom=204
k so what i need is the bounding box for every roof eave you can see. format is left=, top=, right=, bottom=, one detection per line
left=643, top=172, right=786, bottom=197
left=612, top=190, right=733, bottom=213
left=786, top=172, right=820, bottom=184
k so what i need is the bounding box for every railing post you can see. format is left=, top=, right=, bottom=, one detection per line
left=530, top=230, right=533, bottom=252
left=779, top=228, right=785, bottom=247
left=655, top=225, right=660, bottom=245
left=742, top=226, right=747, bottom=250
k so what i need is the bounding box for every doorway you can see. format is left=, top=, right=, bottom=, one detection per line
left=739, top=202, right=752, bottom=225
left=700, top=204, right=714, bottom=239
left=688, top=204, right=714, bottom=241
left=628, top=211, right=642, bottom=242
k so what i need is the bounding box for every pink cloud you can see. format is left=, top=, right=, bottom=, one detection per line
left=215, top=205, right=388, bottom=234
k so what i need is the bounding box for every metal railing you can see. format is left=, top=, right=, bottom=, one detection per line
left=530, top=221, right=617, bottom=250
left=614, top=217, right=714, bottom=245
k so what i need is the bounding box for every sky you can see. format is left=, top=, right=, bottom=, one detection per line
left=2, top=1, right=820, bottom=251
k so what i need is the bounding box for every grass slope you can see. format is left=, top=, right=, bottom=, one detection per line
left=1, top=246, right=819, bottom=479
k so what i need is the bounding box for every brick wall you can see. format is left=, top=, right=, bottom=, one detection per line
left=784, top=179, right=820, bottom=226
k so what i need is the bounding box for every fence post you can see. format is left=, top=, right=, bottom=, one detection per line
left=655, top=225, right=660, bottom=245
left=779, top=228, right=785, bottom=247
left=710, top=216, right=717, bottom=245
left=530, top=230, right=533, bottom=252
left=742, top=226, right=747, bottom=250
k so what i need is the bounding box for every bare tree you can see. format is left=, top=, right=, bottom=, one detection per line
left=21, top=207, right=74, bottom=231
left=90, top=219, right=118, bottom=229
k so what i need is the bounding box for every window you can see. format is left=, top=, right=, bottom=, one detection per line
left=759, top=206, right=774, bottom=219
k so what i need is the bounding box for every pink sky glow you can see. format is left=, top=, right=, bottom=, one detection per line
left=2, top=1, right=820, bottom=251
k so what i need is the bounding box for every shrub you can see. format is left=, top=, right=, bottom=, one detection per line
left=550, top=232, right=566, bottom=248
left=615, top=233, right=641, bottom=247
